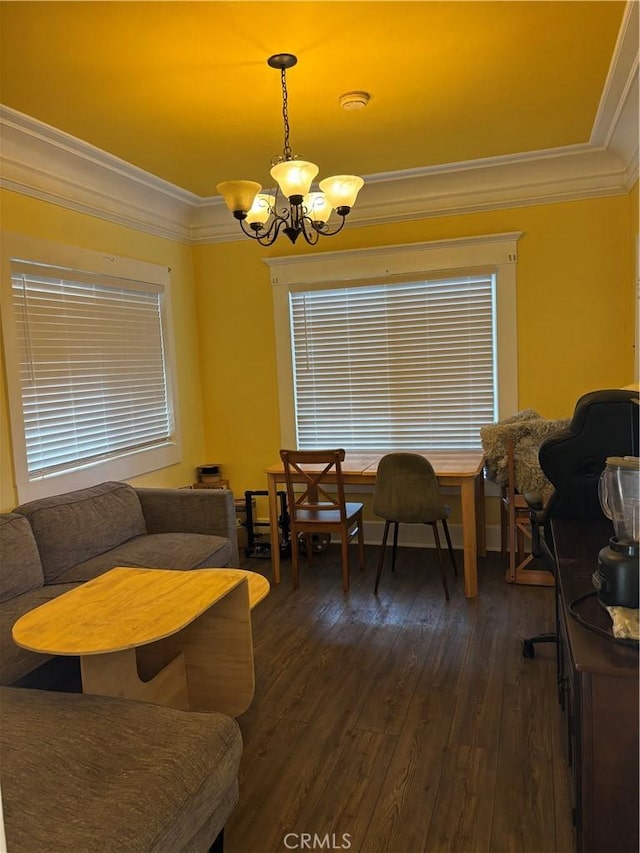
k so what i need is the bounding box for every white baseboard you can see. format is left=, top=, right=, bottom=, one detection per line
left=259, top=518, right=503, bottom=552
left=361, top=520, right=502, bottom=552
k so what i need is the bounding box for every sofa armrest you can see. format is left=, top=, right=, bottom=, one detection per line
left=135, top=488, right=240, bottom=565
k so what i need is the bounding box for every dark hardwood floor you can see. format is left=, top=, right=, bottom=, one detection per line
left=227, top=544, right=574, bottom=853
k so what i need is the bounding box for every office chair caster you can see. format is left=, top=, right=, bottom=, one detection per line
left=522, top=639, right=535, bottom=658
left=522, top=633, right=556, bottom=658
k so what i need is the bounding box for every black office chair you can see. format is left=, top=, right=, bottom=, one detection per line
left=522, top=388, right=639, bottom=659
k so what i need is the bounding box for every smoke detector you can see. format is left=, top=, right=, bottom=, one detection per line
left=339, top=91, right=371, bottom=111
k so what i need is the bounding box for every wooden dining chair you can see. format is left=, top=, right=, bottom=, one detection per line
left=501, top=440, right=553, bottom=587
left=279, top=449, right=365, bottom=592
left=373, top=452, right=457, bottom=599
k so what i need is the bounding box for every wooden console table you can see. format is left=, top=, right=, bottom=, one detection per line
left=553, top=517, right=639, bottom=852
left=13, top=567, right=269, bottom=717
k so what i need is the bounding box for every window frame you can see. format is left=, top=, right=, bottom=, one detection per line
left=266, top=233, right=521, bottom=449
left=1, top=232, right=181, bottom=502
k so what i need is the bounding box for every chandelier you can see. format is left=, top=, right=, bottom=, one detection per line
left=216, top=54, right=364, bottom=246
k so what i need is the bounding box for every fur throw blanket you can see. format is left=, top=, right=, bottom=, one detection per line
left=480, top=410, right=570, bottom=499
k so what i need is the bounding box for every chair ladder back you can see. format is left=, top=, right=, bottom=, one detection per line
left=280, top=449, right=347, bottom=522
left=289, top=460, right=339, bottom=509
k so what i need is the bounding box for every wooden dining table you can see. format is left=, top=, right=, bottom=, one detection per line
left=265, top=449, right=486, bottom=598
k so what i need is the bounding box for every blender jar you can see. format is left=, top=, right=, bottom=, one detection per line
left=598, top=456, right=640, bottom=543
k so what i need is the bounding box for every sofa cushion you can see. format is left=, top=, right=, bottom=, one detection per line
left=54, top=532, right=234, bottom=583
left=0, top=686, right=242, bottom=853
left=0, top=513, right=44, bottom=603
left=0, top=582, right=80, bottom=686
left=15, top=481, right=147, bottom=582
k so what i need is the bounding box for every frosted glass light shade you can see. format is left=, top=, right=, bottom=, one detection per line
left=318, top=175, right=364, bottom=210
left=216, top=180, right=261, bottom=213
left=270, top=160, right=319, bottom=198
left=245, top=193, right=275, bottom=225
left=303, top=192, right=333, bottom=224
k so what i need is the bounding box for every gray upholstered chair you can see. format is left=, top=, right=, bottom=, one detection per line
left=373, top=452, right=457, bottom=599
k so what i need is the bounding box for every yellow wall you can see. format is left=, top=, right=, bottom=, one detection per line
left=194, top=192, right=637, bottom=499
left=1, top=188, right=636, bottom=518
left=0, top=189, right=206, bottom=510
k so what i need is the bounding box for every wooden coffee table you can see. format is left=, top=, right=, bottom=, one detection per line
left=13, top=567, right=269, bottom=717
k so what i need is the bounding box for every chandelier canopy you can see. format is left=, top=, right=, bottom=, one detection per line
left=217, top=54, right=364, bottom=246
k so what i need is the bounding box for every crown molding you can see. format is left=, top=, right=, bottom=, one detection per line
left=191, top=141, right=632, bottom=244
left=590, top=0, right=639, bottom=190
left=1, top=2, right=637, bottom=246
left=0, top=106, right=198, bottom=244
left=591, top=0, right=638, bottom=152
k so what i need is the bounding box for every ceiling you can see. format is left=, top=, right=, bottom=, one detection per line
left=0, top=1, right=628, bottom=199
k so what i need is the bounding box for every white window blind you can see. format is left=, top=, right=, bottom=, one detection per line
left=11, top=261, right=173, bottom=478
left=290, top=275, right=496, bottom=450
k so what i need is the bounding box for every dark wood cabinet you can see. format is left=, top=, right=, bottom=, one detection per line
left=553, top=518, right=639, bottom=853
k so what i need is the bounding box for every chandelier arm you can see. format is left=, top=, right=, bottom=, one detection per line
left=238, top=213, right=286, bottom=246
left=300, top=215, right=320, bottom=245
left=238, top=218, right=265, bottom=240
left=256, top=218, right=286, bottom=246
left=311, top=214, right=348, bottom=238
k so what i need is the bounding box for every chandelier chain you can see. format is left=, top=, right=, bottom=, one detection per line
left=280, top=67, right=292, bottom=161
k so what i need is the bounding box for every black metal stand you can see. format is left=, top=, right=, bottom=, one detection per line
left=244, top=489, right=290, bottom=558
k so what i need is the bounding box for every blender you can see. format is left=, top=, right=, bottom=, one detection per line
left=592, top=456, right=640, bottom=608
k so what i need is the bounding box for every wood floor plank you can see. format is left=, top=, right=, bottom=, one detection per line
left=234, top=712, right=308, bottom=798
left=225, top=545, right=573, bottom=853
left=548, top=660, right=577, bottom=853
left=226, top=712, right=309, bottom=852
left=359, top=687, right=458, bottom=852
left=354, top=554, right=461, bottom=735
left=552, top=756, right=576, bottom=853
left=413, top=582, right=476, bottom=694
left=443, top=640, right=505, bottom=751
left=491, top=684, right=557, bottom=852
left=424, top=743, right=498, bottom=853
left=229, top=670, right=387, bottom=851
left=304, top=729, right=399, bottom=851
left=354, top=616, right=433, bottom=736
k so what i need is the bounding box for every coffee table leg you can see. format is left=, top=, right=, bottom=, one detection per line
left=175, top=581, right=255, bottom=716
left=135, top=579, right=255, bottom=717
left=81, top=580, right=256, bottom=717
left=81, top=648, right=189, bottom=710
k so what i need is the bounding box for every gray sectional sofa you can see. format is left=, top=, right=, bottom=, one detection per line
left=1, top=480, right=239, bottom=686
left=1, top=686, right=242, bottom=853
left=0, top=480, right=244, bottom=852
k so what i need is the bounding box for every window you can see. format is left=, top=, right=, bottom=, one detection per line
left=290, top=275, right=496, bottom=449
left=267, top=233, right=521, bottom=450
left=2, top=235, right=180, bottom=501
